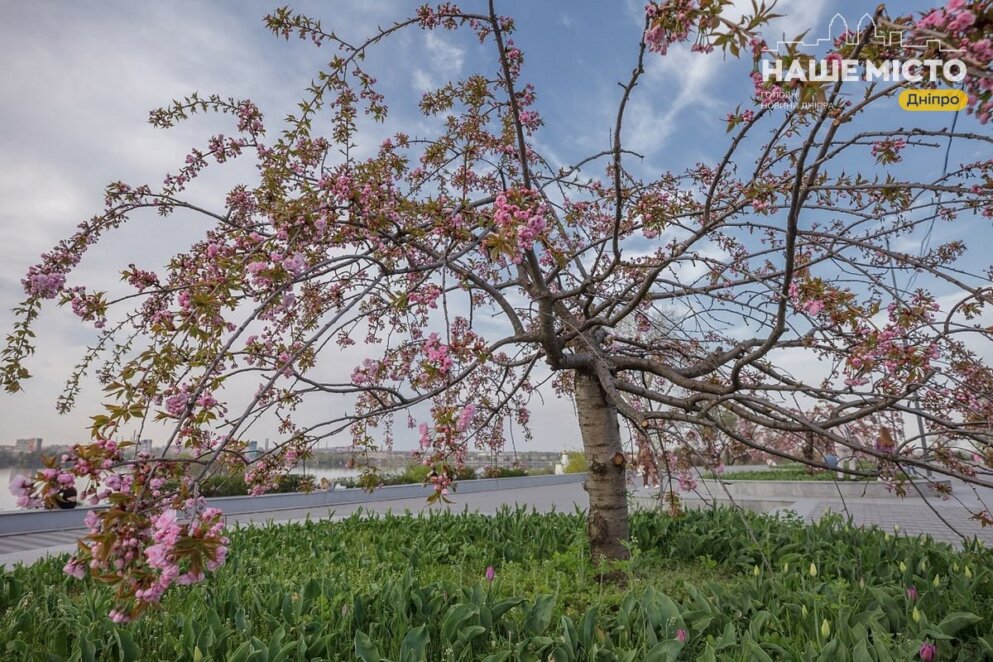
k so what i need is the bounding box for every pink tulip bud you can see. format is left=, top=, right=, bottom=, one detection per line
left=676, top=628, right=688, bottom=643
left=919, top=641, right=936, bottom=661
left=485, top=566, right=495, bottom=582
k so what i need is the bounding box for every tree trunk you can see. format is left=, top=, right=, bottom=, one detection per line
left=574, top=371, right=630, bottom=561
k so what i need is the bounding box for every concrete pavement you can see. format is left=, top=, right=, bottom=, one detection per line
left=0, top=479, right=592, bottom=569
left=675, top=471, right=993, bottom=547
left=4, top=471, right=992, bottom=569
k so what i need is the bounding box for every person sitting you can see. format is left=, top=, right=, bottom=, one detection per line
left=876, top=426, right=896, bottom=454
left=637, top=440, right=659, bottom=488
left=53, top=485, right=78, bottom=509
left=838, top=447, right=860, bottom=480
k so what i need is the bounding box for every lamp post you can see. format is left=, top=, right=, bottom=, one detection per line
left=913, top=396, right=931, bottom=479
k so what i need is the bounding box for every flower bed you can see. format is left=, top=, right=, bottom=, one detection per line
left=2, top=508, right=990, bottom=659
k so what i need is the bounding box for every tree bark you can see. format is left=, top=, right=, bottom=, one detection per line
left=574, top=370, right=630, bottom=561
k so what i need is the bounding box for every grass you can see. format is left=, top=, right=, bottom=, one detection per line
left=708, top=462, right=906, bottom=482
left=176, top=464, right=549, bottom=496
left=336, top=464, right=539, bottom=489
left=2, top=507, right=992, bottom=660
left=710, top=467, right=866, bottom=481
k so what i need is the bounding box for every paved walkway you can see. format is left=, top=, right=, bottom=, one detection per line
left=3, top=478, right=991, bottom=569
left=0, top=482, right=591, bottom=569
left=806, top=498, right=993, bottom=546
left=676, top=474, right=993, bottom=547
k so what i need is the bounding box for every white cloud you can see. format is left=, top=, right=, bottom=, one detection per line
left=0, top=2, right=349, bottom=447
left=425, top=32, right=465, bottom=76
left=410, top=32, right=466, bottom=93
left=759, top=0, right=832, bottom=47
left=625, top=48, right=722, bottom=156
left=412, top=68, right=435, bottom=94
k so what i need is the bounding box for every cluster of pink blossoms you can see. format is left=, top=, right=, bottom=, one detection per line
left=416, top=403, right=477, bottom=493
left=788, top=281, right=826, bottom=316
left=143, top=509, right=226, bottom=591
left=6, top=435, right=230, bottom=621
left=165, top=391, right=189, bottom=417
left=246, top=249, right=308, bottom=285
left=422, top=332, right=454, bottom=378
left=414, top=2, right=465, bottom=31
left=62, top=500, right=228, bottom=623
left=871, top=138, right=908, bottom=164
left=644, top=0, right=695, bottom=55
left=244, top=457, right=281, bottom=495
left=418, top=422, right=433, bottom=450
left=167, top=134, right=249, bottom=193
left=914, top=0, right=993, bottom=123
left=22, top=268, right=66, bottom=299
left=750, top=72, right=791, bottom=107
left=644, top=0, right=770, bottom=57
left=428, top=470, right=454, bottom=495
left=10, top=440, right=122, bottom=509
left=407, top=283, right=442, bottom=310
left=281, top=251, right=308, bottom=276
left=9, top=473, right=44, bottom=508
left=457, top=403, right=476, bottom=431
left=351, top=357, right=383, bottom=385
left=846, top=325, right=940, bottom=388
left=234, top=100, right=264, bottom=135
left=676, top=470, right=698, bottom=492
left=725, top=109, right=756, bottom=126
left=503, top=39, right=524, bottom=78
left=487, top=189, right=548, bottom=264
left=919, top=0, right=977, bottom=33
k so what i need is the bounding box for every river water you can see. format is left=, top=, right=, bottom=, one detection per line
left=0, top=466, right=360, bottom=512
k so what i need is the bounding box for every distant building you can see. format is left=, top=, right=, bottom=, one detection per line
left=246, top=440, right=261, bottom=461
left=14, top=438, right=42, bottom=453
left=136, top=439, right=153, bottom=455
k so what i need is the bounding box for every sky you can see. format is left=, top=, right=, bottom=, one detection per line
left=0, top=0, right=979, bottom=453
